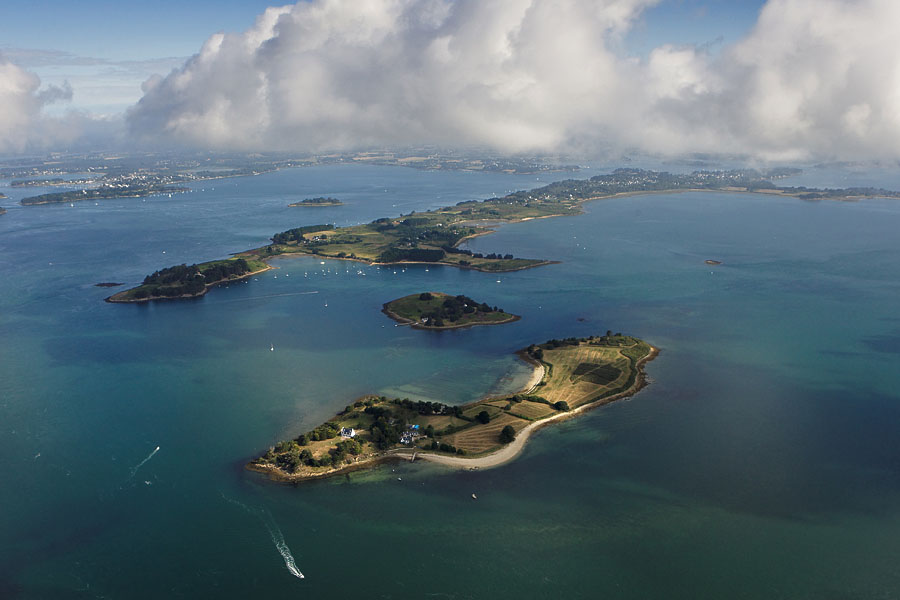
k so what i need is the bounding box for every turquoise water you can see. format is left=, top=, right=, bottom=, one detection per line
left=2, top=165, right=900, bottom=598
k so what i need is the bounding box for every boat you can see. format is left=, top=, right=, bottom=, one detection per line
left=270, top=344, right=274, bottom=352
left=471, top=493, right=477, bottom=500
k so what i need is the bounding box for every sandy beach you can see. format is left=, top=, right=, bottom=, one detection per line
left=412, top=346, right=657, bottom=470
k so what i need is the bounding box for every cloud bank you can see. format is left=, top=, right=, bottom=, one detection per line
left=0, top=52, right=124, bottom=153
left=2, top=0, right=895, bottom=161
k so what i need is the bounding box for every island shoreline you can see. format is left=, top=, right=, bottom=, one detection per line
left=246, top=342, right=658, bottom=483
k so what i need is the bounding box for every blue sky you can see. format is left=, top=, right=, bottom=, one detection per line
left=1, top=0, right=766, bottom=114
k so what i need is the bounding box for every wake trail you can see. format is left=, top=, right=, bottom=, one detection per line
left=217, top=291, right=319, bottom=304
left=129, top=445, right=159, bottom=478
left=220, top=493, right=305, bottom=579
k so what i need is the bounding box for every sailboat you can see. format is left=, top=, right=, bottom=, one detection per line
left=270, top=344, right=274, bottom=352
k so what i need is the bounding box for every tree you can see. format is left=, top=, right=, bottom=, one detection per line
left=419, top=292, right=433, bottom=301
left=476, top=410, right=491, bottom=424
left=554, top=401, right=570, bottom=411
left=499, top=425, right=516, bottom=444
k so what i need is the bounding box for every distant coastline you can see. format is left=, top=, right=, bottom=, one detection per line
left=20, top=185, right=189, bottom=206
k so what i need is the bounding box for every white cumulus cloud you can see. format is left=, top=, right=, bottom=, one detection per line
left=115, top=0, right=900, bottom=161
left=0, top=52, right=120, bottom=153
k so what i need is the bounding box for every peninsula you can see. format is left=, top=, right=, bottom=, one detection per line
left=288, top=197, right=343, bottom=207
left=248, top=333, right=656, bottom=482
left=383, top=292, right=519, bottom=329
left=106, top=257, right=270, bottom=302
left=112, top=168, right=900, bottom=303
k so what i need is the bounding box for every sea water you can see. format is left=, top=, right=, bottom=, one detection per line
left=1, top=164, right=899, bottom=598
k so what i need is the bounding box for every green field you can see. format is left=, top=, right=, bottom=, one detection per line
left=250, top=333, right=654, bottom=480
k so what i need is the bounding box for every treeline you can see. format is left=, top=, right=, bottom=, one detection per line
left=377, top=247, right=445, bottom=263
left=271, top=224, right=334, bottom=244
left=390, top=397, right=450, bottom=416
left=443, top=246, right=516, bottom=260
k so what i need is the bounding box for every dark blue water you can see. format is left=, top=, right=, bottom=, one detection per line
left=2, top=165, right=900, bottom=598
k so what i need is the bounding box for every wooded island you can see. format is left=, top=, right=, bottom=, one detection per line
left=383, top=292, right=520, bottom=329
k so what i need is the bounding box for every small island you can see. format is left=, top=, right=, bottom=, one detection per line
left=248, top=333, right=656, bottom=482
left=289, top=197, right=343, bottom=207
left=95, top=282, right=124, bottom=288
left=383, top=292, right=520, bottom=329
left=106, top=257, right=270, bottom=302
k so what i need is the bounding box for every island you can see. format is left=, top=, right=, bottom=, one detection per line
left=105, top=257, right=270, bottom=302
left=112, top=168, right=900, bottom=303
left=95, top=282, right=124, bottom=288
left=288, top=197, right=343, bottom=207
left=249, top=333, right=656, bottom=481
left=383, top=292, right=520, bottom=329
left=0, top=207, right=6, bottom=216
left=20, top=183, right=190, bottom=206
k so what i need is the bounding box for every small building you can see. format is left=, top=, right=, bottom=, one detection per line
left=340, top=427, right=355, bottom=438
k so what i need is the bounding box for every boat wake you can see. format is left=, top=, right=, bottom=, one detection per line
left=221, top=493, right=305, bottom=579
left=129, top=445, right=159, bottom=478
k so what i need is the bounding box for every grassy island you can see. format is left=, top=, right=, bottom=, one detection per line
left=20, top=184, right=189, bottom=206
left=248, top=333, right=656, bottom=482
left=288, top=197, right=343, bottom=207
left=113, top=168, right=900, bottom=303
left=106, top=257, right=270, bottom=303
left=383, top=292, right=519, bottom=329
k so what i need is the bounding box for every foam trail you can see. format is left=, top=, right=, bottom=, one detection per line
left=263, top=517, right=304, bottom=579
left=221, top=493, right=305, bottom=579
left=129, top=445, right=159, bottom=478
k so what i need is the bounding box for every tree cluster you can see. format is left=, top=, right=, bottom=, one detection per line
left=499, top=425, right=516, bottom=444
left=377, top=247, right=445, bottom=263
left=271, top=224, right=334, bottom=244
left=420, top=294, right=502, bottom=325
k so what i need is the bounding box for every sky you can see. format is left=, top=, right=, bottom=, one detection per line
left=3, top=0, right=899, bottom=162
